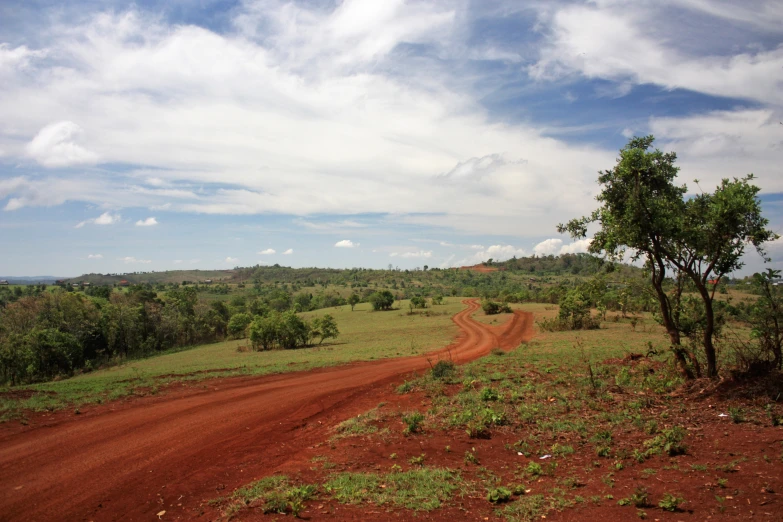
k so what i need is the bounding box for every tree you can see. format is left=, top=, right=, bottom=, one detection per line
left=368, top=290, right=394, bottom=311
left=750, top=269, right=782, bottom=370
left=227, top=312, right=252, bottom=339
left=311, top=314, right=339, bottom=345
left=348, top=293, right=360, bottom=311
left=559, top=136, right=777, bottom=378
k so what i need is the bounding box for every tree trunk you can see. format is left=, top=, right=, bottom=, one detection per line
left=649, top=255, right=694, bottom=379
left=694, top=281, right=718, bottom=378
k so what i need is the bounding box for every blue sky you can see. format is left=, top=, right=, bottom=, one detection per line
left=1, top=0, right=782, bottom=276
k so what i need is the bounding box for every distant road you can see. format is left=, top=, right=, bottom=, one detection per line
left=0, top=299, right=534, bottom=521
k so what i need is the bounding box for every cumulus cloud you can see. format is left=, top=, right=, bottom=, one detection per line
left=259, top=248, right=276, bottom=255
left=533, top=238, right=563, bottom=257
left=224, top=256, right=239, bottom=263
left=559, top=238, right=592, bottom=255
left=335, top=239, right=358, bottom=248
left=456, top=244, right=527, bottom=266
left=390, top=250, right=432, bottom=258
left=135, top=217, right=158, bottom=226
left=282, top=248, right=293, bottom=255
left=119, top=256, right=151, bottom=264
left=87, top=254, right=103, bottom=259
left=76, top=212, right=120, bottom=228
left=25, top=121, right=98, bottom=168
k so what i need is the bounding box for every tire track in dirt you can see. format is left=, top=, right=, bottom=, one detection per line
left=0, top=299, right=533, bottom=521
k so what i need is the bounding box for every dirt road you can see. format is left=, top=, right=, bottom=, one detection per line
left=0, top=299, right=533, bottom=521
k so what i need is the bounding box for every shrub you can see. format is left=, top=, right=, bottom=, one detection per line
left=658, top=493, right=684, bottom=511
left=402, top=412, right=425, bottom=434
left=431, top=360, right=456, bottom=380
left=227, top=312, right=252, bottom=339
left=368, top=290, right=395, bottom=311
left=487, top=487, right=513, bottom=504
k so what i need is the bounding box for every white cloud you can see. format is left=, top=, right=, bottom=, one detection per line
left=335, top=239, right=358, bottom=248
left=119, top=256, right=151, bottom=264
left=282, top=248, right=293, bottom=255
left=621, top=127, right=634, bottom=138
left=135, top=217, right=158, bottom=226
left=259, top=248, right=276, bottom=255
left=455, top=244, right=527, bottom=266
left=559, top=238, right=592, bottom=255
left=533, top=238, right=563, bottom=257
left=224, top=256, right=239, bottom=263
left=76, top=212, right=121, bottom=228
left=173, top=259, right=183, bottom=264
left=390, top=250, right=432, bottom=258
left=87, top=254, right=103, bottom=259
left=25, top=121, right=98, bottom=168
left=531, top=2, right=783, bottom=105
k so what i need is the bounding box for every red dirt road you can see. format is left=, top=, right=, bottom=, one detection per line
left=0, top=299, right=533, bottom=521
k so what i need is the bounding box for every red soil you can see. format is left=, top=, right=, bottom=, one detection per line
left=458, top=264, right=504, bottom=273
left=0, top=299, right=534, bottom=522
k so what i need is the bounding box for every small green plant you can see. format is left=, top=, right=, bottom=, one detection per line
left=658, top=492, right=684, bottom=511
left=690, top=464, right=707, bottom=472
left=480, top=387, right=499, bottom=401
left=402, top=412, right=425, bottom=435
left=728, top=406, right=744, bottom=424
left=525, top=461, right=543, bottom=478
left=486, top=486, right=513, bottom=504
left=409, top=454, right=426, bottom=466
left=717, top=478, right=728, bottom=488
left=630, top=487, right=649, bottom=508
left=637, top=509, right=647, bottom=519
left=464, top=450, right=479, bottom=465
left=765, top=404, right=782, bottom=426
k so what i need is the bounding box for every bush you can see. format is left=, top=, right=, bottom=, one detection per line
left=368, top=290, right=395, bottom=311
left=431, top=360, right=456, bottom=380
left=482, top=300, right=512, bottom=315
left=227, top=312, right=252, bottom=339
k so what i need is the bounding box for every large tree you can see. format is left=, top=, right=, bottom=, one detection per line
left=559, top=136, right=777, bottom=378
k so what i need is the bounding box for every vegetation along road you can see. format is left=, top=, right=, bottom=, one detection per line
left=0, top=299, right=534, bottom=521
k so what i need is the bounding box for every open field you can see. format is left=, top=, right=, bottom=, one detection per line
left=0, top=299, right=466, bottom=417
left=215, top=305, right=783, bottom=521
left=0, top=299, right=534, bottom=521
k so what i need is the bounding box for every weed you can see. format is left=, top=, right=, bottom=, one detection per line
left=658, top=492, right=684, bottom=511
left=717, top=478, right=728, bottom=488
left=226, top=475, right=317, bottom=518
left=486, top=486, right=513, bottom=504
left=480, top=387, right=500, bottom=401
left=401, top=411, right=425, bottom=435
left=502, top=493, right=545, bottom=522
left=637, top=509, right=647, bottom=519
left=409, top=454, right=426, bottom=466
left=324, top=468, right=460, bottom=511
left=630, top=487, right=650, bottom=507
left=643, top=426, right=687, bottom=457
left=525, top=462, right=543, bottom=478
left=464, top=450, right=479, bottom=465
left=728, top=406, right=744, bottom=424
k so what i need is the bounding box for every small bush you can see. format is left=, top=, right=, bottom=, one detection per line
left=487, top=487, right=513, bottom=504
left=658, top=493, right=684, bottom=511
left=402, top=412, right=425, bottom=435
left=431, top=360, right=456, bottom=380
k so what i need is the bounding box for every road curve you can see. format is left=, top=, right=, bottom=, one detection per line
left=0, top=299, right=534, bottom=521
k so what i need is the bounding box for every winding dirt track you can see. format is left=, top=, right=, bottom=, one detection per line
left=0, top=299, right=533, bottom=521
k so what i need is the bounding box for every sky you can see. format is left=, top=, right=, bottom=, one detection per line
left=1, top=0, right=782, bottom=277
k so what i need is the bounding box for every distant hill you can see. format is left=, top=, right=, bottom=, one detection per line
left=64, top=270, right=235, bottom=285
left=0, top=276, right=70, bottom=284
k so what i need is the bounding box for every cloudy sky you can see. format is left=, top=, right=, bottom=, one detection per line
left=1, top=0, right=782, bottom=276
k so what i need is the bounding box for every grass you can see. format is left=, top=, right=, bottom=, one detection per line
left=324, top=468, right=462, bottom=510
left=0, top=299, right=466, bottom=416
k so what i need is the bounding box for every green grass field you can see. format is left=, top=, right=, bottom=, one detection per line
left=0, top=299, right=467, bottom=418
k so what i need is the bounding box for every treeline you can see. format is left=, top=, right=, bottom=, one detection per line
left=0, top=285, right=341, bottom=385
